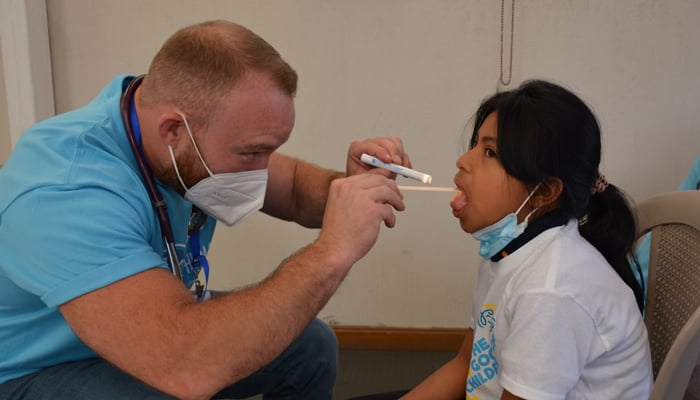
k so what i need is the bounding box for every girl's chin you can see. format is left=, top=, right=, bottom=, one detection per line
left=459, top=219, right=478, bottom=234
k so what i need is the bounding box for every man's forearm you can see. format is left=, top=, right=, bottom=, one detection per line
left=263, top=152, right=344, bottom=228
left=291, top=161, right=345, bottom=228
left=179, top=240, right=350, bottom=397
left=60, top=239, right=352, bottom=400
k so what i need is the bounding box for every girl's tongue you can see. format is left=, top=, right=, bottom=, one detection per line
left=450, top=191, right=467, bottom=214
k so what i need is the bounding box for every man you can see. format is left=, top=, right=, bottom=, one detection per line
left=0, top=20, right=409, bottom=400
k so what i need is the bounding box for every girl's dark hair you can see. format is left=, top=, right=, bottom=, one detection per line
left=471, top=80, right=644, bottom=312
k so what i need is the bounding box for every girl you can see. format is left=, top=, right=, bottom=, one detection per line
left=403, top=80, right=653, bottom=399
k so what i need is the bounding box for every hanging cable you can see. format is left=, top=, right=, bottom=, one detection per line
left=499, top=0, right=515, bottom=87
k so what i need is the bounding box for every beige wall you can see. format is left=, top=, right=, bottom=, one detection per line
left=0, top=39, right=10, bottom=166
left=46, top=0, right=700, bottom=328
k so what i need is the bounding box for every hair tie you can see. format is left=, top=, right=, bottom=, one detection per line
left=591, top=173, right=609, bottom=194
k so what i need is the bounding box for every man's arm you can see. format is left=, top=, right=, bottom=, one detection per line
left=262, top=152, right=343, bottom=228
left=60, top=173, right=404, bottom=400
left=262, top=137, right=410, bottom=228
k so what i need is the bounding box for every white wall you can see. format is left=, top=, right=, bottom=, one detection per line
left=45, top=0, right=700, bottom=328
left=0, top=0, right=54, bottom=152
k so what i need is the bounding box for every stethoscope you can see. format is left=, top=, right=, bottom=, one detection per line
left=120, top=75, right=209, bottom=299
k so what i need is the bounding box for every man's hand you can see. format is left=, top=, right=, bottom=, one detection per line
left=315, top=173, right=405, bottom=268
left=346, top=136, right=412, bottom=178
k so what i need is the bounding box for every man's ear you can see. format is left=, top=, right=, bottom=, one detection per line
left=535, top=177, right=564, bottom=208
left=156, top=112, right=186, bottom=147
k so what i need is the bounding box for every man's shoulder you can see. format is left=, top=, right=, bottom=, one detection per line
left=2, top=75, right=142, bottom=201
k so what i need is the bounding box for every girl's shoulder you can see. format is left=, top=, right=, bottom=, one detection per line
left=508, top=221, right=629, bottom=297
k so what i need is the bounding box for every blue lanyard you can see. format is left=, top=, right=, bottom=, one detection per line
left=128, top=98, right=143, bottom=148
left=129, top=92, right=209, bottom=301
left=188, top=210, right=210, bottom=301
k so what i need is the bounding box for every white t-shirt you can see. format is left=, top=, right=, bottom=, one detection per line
left=467, top=221, right=653, bottom=400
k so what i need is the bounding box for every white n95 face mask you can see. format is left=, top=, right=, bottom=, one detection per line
left=168, top=114, right=268, bottom=227
left=181, top=168, right=268, bottom=227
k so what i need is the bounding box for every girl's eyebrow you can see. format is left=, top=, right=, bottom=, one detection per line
left=479, top=135, right=497, bottom=145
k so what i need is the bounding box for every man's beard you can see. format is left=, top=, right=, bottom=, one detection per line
left=153, top=145, right=206, bottom=196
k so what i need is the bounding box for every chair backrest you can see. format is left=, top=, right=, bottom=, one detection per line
left=635, top=190, right=700, bottom=393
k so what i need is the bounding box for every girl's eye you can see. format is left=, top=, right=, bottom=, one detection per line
left=485, top=148, right=497, bottom=158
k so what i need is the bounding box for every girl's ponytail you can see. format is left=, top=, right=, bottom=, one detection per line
left=578, top=184, right=645, bottom=312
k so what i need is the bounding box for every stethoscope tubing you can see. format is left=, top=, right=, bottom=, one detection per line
left=120, top=76, right=183, bottom=280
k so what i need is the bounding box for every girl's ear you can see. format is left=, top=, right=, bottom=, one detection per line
left=536, top=177, right=564, bottom=208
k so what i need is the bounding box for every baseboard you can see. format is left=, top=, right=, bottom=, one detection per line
left=331, top=325, right=468, bottom=352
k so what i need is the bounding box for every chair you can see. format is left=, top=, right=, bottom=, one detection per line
left=651, top=306, right=700, bottom=400
left=635, top=190, right=700, bottom=400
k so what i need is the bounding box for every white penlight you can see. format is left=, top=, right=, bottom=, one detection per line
left=360, top=153, right=433, bottom=184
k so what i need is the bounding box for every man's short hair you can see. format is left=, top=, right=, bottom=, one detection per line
left=140, top=20, right=297, bottom=129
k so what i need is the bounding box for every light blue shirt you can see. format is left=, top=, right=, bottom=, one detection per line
left=0, top=75, right=215, bottom=383
left=634, top=155, right=700, bottom=298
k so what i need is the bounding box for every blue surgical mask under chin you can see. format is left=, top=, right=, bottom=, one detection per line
left=471, top=184, right=541, bottom=260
